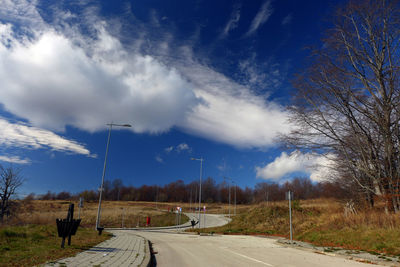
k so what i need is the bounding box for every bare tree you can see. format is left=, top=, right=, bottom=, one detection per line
left=0, top=165, right=23, bottom=221
left=286, top=0, right=400, bottom=212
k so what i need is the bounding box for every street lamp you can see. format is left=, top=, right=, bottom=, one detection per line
left=232, top=181, right=237, bottom=216
left=191, top=157, right=203, bottom=228
left=95, top=123, right=131, bottom=234
left=224, top=177, right=231, bottom=218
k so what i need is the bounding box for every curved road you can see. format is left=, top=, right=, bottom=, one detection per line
left=136, top=213, right=385, bottom=267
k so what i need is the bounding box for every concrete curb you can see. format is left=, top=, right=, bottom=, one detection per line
left=140, top=239, right=152, bottom=267
left=276, top=238, right=400, bottom=267
left=105, top=224, right=193, bottom=231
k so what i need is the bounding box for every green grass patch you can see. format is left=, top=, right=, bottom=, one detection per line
left=0, top=224, right=111, bottom=267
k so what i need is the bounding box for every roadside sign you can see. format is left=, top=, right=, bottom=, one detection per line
left=286, top=191, right=293, bottom=242
left=203, top=206, right=206, bottom=211
left=79, top=197, right=84, bottom=208
left=285, top=191, right=294, bottom=200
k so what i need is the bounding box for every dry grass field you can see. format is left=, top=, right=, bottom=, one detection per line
left=194, top=198, right=400, bottom=256
left=5, top=200, right=189, bottom=228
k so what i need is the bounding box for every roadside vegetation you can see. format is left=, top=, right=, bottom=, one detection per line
left=0, top=199, right=188, bottom=266
left=3, top=200, right=188, bottom=228
left=0, top=224, right=110, bottom=267
left=193, top=199, right=400, bottom=256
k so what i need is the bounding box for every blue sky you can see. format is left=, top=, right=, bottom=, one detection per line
left=0, top=0, right=343, bottom=196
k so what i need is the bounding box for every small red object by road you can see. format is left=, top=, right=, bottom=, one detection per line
left=146, top=216, right=151, bottom=226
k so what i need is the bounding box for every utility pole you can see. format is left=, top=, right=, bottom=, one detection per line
left=224, top=177, right=231, bottom=218
left=155, top=186, right=159, bottom=209
left=121, top=208, right=126, bottom=228
left=287, top=190, right=293, bottom=242
left=228, top=179, right=231, bottom=218
left=203, top=206, right=206, bottom=228
left=191, top=157, right=204, bottom=228
left=234, top=182, right=236, bottom=216
left=189, top=185, right=192, bottom=212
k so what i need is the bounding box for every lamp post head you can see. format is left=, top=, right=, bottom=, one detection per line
left=107, top=123, right=132, bottom=128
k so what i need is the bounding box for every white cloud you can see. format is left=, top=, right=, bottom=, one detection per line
left=245, top=0, right=273, bottom=36
left=178, top=61, right=291, bottom=148
left=0, top=155, right=31, bottom=164
left=0, top=118, right=91, bottom=156
left=282, top=14, right=292, bottom=25
left=220, top=4, right=241, bottom=38
left=255, top=151, right=337, bottom=182
left=164, top=143, right=191, bottom=154
left=176, top=143, right=191, bottom=153
left=0, top=20, right=197, bottom=134
left=155, top=155, right=163, bottom=163
left=0, top=0, right=45, bottom=29
left=217, top=158, right=227, bottom=172
left=0, top=1, right=291, bottom=150
left=164, top=146, right=174, bottom=153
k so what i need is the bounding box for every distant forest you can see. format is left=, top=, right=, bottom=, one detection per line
left=32, top=177, right=352, bottom=204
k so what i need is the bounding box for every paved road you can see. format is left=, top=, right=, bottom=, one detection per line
left=135, top=213, right=385, bottom=267
left=45, top=213, right=386, bottom=267
left=44, top=231, right=149, bottom=267
left=137, top=231, right=384, bottom=267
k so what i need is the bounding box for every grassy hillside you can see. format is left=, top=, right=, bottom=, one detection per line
left=196, top=199, right=400, bottom=256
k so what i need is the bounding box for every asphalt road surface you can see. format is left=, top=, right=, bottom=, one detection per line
left=136, top=214, right=384, bottom=267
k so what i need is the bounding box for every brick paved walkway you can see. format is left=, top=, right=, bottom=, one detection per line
left=44, top=230, right=150, bottom=267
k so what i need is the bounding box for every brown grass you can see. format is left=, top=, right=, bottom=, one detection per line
left=2, top=200, right=189, bottom=228
left=192, top=198, right=400, bottom=256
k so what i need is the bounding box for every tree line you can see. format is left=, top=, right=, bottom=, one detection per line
left=35, top=177, right=350, bottom=204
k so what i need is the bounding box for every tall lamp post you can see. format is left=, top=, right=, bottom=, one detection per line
left=224, top=177, right=231, bottom=218
left=96, top=123, right=131, bottom=234
left=191, top=157, right=203, bottom=228
left=232, top=181, right=237, bottom=216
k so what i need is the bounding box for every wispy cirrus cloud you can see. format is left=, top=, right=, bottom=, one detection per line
left=0, top=118, right=92, bottom=156
left=245, top=0, right=273, bottom=37
left=0, top=0, right=45, bottom=29
left=164, top=146, right=174, bottom=153
left=0, top=155, right=31, bottom=164
left=156, top=143, right=191, bottom=163
left=155, top=154, right=164, bottom=163
left=282, top=14, right=292, bottom=25
left=164, top=143, right=192, bottom=154
left=220, top=3, right=241, bottom=38
left=176, top=143, right=191, bottom=153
